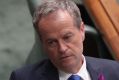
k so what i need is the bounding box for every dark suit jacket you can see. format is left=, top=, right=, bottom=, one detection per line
left=10, top=57, right=119, bottom=80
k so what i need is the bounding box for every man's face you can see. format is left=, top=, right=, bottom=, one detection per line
left=38, top=10, right=85, bottom=73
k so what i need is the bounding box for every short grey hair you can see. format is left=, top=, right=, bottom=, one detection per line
left=33, top=0, right=82, bottom=29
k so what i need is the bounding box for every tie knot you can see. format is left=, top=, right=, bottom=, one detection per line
left=68, top=75, right=81, bottom=80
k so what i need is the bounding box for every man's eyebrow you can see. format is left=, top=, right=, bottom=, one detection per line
left=46, top=38, right=56, bottom=42
left=62, top=31, right=73, bottom=35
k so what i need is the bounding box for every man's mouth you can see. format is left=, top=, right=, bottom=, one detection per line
left=59, top=55, right=73, bottom=61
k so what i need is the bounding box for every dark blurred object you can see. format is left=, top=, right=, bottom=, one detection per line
left=77, top=4, right=113, bottom=59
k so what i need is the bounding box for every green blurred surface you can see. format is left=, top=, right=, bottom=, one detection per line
left=0, top=0, right=34, bottom=80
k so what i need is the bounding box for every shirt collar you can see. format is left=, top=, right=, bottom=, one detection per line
left=59, top=55, right=91, bottom=80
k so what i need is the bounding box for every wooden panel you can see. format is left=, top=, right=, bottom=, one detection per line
left=83, top=0, right=119, bottom=60
left=100, top=0, right=119, bottom=34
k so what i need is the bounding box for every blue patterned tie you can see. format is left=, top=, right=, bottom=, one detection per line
left=68, top=75, right=81, bottom=80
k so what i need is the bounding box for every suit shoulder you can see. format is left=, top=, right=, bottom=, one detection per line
left=86, top=56, right=119, bottom=69
left=11, top=59, right=51, bottom=80
left=85, top=57, right=119, bottom=79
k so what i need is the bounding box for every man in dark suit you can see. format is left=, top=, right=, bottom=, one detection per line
left=10, top=0, right=119, bottom=80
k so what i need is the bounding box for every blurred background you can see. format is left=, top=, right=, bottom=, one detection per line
left=0, top=0, right=35, bottom=80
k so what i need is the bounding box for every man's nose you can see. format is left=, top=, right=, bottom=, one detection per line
left=59, top=42, right=68, bottom=53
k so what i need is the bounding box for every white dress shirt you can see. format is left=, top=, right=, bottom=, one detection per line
left=59, top=55, right=91, bottom=80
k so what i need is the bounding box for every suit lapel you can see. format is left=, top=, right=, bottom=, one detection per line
left=86, top=57, right=99, bottom=80
left=86, top=62, right=99, bottom=80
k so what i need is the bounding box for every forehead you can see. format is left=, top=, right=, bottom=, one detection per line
left=38, top=10, right=76, bottom=32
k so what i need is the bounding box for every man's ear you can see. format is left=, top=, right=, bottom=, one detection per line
left=80, top=22, right=85, bottom=41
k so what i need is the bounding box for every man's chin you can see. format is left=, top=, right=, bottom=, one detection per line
left=59, top=60, right=76, bottom=69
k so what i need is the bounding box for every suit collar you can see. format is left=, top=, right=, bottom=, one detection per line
left=43, top=57, right=100, bottom=80
left=41, top=57, right=102, bottom=80
left=86, top=61, right=99, bottom=80
left=86, top=56, right=101, bottom=80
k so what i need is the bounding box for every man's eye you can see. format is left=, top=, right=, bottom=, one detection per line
left=64, top=36, right=71, bottom=40
left=63, top=33, right=73, bottom=42
left=47, top=40, right=57, bottom=47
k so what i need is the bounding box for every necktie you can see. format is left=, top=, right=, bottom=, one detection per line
left=68, top=75, right=81, bottom=80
